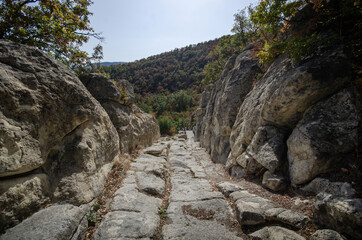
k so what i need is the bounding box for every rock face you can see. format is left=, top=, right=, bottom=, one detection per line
left=195, top=45, right=262, bottom=164
left=287, top=88, right=360, bottom=184
left=314, top=193, right=362, bottom=239
left=0, top=40, right=120, bottom=232
left=79, top=73, right=160, bottom=153
left=228, top=49, right=353, bottom=171
left=195, top=44, right=360, bottom=237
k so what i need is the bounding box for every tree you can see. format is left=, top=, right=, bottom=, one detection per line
left=0, top=0, right=101, bottom=69
left=231, top=8, right=255, bottom=45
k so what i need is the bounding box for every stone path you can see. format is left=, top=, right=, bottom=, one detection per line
left=2, top=131, right=313, bottom=240
left=93, top=131, right=309, bottom=240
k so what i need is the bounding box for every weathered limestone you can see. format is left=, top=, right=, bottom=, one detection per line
left=94, top=151, right=167, bottom=239
left=262, top=171, right=287, bottom=192
left=301, top=178, right=356, bottom=197
left=230, top=190, right=275, bottom=225
left=79, top=73, right=160, bottom=153
left=0, top=40, right=120, bottom=231
left=314, top=193, right=362, bottom=239
left=162, top=133, right=242, bottom=239
left=310, top=229, right=345, bottom=240
left=0, top=204, right=88, bottom=240
left=195, top=45, right=262, bottom=164
left=287, top=88, right=360, bottom=185
left=228, top=49, right=353, bottom=179
left=264, top=208, right=310, bottom=229
left=249, top=226, right=305, bottom=240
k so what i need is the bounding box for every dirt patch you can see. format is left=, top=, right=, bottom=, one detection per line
left=181, top=205, right=215, bottom=220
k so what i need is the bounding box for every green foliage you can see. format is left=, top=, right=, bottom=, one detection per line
left=0, top=0, right=101, bottom=69
left=158, top=116, right=176, bottom=135
left=249, top=0, right=361, bottom=64
left=101, top=40, right=218, bottom=94
left=137, top=90, right=198, bottom=135
left=201, top=34, right=246, bottom=86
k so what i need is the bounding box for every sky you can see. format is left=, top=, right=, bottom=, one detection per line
left=82, top=0, right=257, bottom=62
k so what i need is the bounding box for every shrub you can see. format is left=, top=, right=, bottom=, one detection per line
left=158, top=116, right=176, bottom=135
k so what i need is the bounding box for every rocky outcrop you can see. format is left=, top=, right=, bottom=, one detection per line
left=195, top=44, right=360, bottom=236
left=195, top=45, right=262, bottom=164
left=314, top=193, right=362, bottom=239
left=0, top=40, right=120, bottom=232
left=79, top=73, right=160, bottom=153
left=287, top=87, right=359, bottom=184
left=228, top=49, right=354, bottom=174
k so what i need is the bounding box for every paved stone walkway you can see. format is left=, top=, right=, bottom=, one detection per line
left=2, top=131, right=310, bottom=240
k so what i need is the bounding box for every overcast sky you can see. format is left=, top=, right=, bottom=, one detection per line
left=82, top=0, right=256, bottom=62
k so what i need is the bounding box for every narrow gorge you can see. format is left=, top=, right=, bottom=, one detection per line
left=0, top=4, right=361, bottom=239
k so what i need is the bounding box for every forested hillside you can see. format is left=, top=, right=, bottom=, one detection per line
left=102, top=39, right=218, bottom=94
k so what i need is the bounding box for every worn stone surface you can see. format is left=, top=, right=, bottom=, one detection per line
left=217, top=181, right=244, bottom=197
left=229, top=49, right=352, bottom=176
left=94, top=149, right=165, bottom=240
left=314, top=193, right=362, bottom=239
left=265, top=208, right=310, bottom=229
left=287, top=88, right=360, bottom=185
left=136, top=171, right=165, bottom=196
left=249, top=226, right=306, bottom=240
left=80, top=73, right=160, bottom=153
left=143, top=144, right=167, bottom=157
left=110, top=185, right=162, bottom=213
left=235, top=152, right=264, bottom=175
left=0, top=174, right=51, bottom=231
left=310, top=229, right=345, bottom=240
left=195, top=47, right=262, bottom=164
left=246, top=126, right=287, bottom=173
left=93, top=211, right=159, bottom=240
left=162, top=132, right=243, bottom=239
left=229, top=190, right=275, bottom=225
left=262, top=171, right=287, bottom=192
left=301, top=177, right=356, bottom=197
left=0, top=40, right=120, bottom=231
left=0, top=204, right=87, bottom=240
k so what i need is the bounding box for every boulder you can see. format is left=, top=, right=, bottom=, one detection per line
left=195, top=46, right=262, bottom=164
left=314, top=193, right=362, bottom=239
left=0, top=204, right=88, bottom=240
left=310, top=229, right=345, bottom=240
left=287, top=88, right=360, bottom=184
left=0, top=40, right=120, bottom=231
left=229, top=49, right=352, bottom=173
left=265, top=208, right=310, bottom=229
left=262, top=171, right=287, bottom=192
left=79, top=73, right=160, bottom=153
left=217, top=181, right=244, bottom=197
left=249, top=226, right=305, bottom=240
left=301, top=178, right=356, bottom=197
left=246, top=126, right=287, bottom=173
left=235, top=152, right=264, bottom=175
left=0, top=174, right=51, bottom=231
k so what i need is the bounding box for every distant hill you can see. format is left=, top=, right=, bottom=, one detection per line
left=101, top=39, right=219, bottom=94
left=100, top=61, right=127, bottom=66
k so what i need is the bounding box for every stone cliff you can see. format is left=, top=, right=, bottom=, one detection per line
left=0, top=40, right=159, bottom=234
left=195, top=45, right=361, bottom=238
left=79, top=73, right=160, bottom=153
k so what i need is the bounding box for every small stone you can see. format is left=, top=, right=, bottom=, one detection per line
left=136, top=172, right=165, bottom=196
left=217, top=182, right=244, bottom=197
left=229, top=165, right=246, bottom=179
left=249, top=226, right=305, bottom=240
left=310, top=229, right=345, bottom=240
left=301, top=178, right=356, bottom=197
left=262, top=171, right=287, bottom=192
